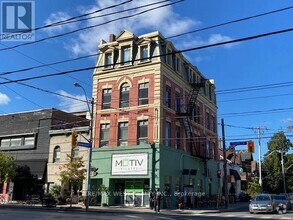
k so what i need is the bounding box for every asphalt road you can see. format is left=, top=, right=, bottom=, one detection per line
left=0, top=205, right=293, bottom=220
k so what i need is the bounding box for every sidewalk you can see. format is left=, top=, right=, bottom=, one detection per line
left=3, top=201, right=249, bottom=215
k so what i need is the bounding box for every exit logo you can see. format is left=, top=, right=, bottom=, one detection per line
left=1, top=1, right=35, bottom=41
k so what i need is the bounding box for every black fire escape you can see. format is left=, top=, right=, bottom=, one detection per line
left=177, top=80, right=207, bottom=159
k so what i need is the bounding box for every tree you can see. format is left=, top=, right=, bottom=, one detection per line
left=59, top=155, right=86, bottom=207
left=0, top=151, right=15, bottom=184
left=247, top=178, right=261, bottom=197
left=262, top=131, right=293, bottom=193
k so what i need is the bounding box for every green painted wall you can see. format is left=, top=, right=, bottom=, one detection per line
left=90, top=144, right=220, bottom=208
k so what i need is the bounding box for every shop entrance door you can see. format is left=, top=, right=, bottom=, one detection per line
left=124, top=180, right=144, bottom=207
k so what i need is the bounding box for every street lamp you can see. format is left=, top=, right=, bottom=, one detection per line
left=74, top=82, right=93, bottom=210
left=265, top=149, right=286, bottom=194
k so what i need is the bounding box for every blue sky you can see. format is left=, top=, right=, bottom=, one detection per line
left=0, top=0, right=292, bottom=157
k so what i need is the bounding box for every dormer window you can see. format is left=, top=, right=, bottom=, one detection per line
left=105, top=53, right=113, bottom=68
left=140, top=45, right=149, bottom=62
left=121, top=46, right=131, bottom=65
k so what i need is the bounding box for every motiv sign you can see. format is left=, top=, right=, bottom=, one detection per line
left=111, top=153, right=148, bottom=175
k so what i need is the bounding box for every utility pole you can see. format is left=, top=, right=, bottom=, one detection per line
left=280, top=149, right=286, bottom=194
left=257, top=127, right=262, bottom=190
left=221, top=118, right=229, bottom=209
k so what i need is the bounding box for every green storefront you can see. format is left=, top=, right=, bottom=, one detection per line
left=91, top=144, right=220, bottom=208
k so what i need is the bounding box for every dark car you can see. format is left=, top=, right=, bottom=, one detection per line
left=272, top=194, right=290, bottom=212
left=42, top=195, right=57, bottom=207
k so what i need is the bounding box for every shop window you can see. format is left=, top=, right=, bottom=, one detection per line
left=53, top=146, right=60, bottom=163
left=120, top=83, right=130, bottom=108
left=138, top=82, right=148, bottom=105
left=137, top=120, right=148, bottom=145
left=100, top=124, right=110, bottom=147
left=118, top=122, right=128, bottom=146
left=102, top=88, right=112, bottom=109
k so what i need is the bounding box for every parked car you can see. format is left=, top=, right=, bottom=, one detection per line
left=249, top=194, right=276, bottom=214
left=288, top=193, right=293, bottom=209
left=272, top=194, right=290, bottom=211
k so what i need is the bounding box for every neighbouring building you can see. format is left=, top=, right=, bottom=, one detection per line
left=47, top=126, right=90, bottom=200
left=90, top=30, right=219, bottom=208
left=0, top=109, right=89, bottom=201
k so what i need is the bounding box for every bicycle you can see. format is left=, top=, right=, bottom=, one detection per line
left=0, top=194, right=6, bottom=204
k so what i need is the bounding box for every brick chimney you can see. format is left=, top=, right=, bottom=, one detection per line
left=109, top=34, right=116, bottom=42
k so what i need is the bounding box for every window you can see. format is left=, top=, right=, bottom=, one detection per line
left=137, top=120, right=148, bottom=145
left=53, top=146, right=60, bottom=163
left=105, top=53, right=113, bottom=68
left=176, top=57, right=180, bottom=72
left=165, top=121, right=171, bottom=147
left=139, top=83, right=148, bottom=105
left=71, top=147, right=79, bottom=158
left=195, top=105, right=200, bottom=124
left=175, top=125, right=181, bottom=149
left=24, top=136, right=34, bottom=145
left=0, top=135, right=35, bottom=149
left=121, top=46, right=131, bottom=65
left=140, top=45, right=148, bottom=62
left=102, top=88, right=112, bottom=109
left=118, top=122, right=128, bottom=146
left=167, top=48, right=172, bottom=65
left=206, top=113, right=209, bottom=128
left=100, top=124, right=110, bottom=147
left=120, top=83, right=130, bottom=108
left=175, top=92, right=180, bottom=113
left=165, top=86, right=171, bottom=108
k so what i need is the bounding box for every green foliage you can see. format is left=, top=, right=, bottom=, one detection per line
left=0, top=151, right=15, bottom=183
left=49, top=184, right=61, bottom=199
left=262, top=131, right=293, bottom=193
left=59, top=154, right=87, bottom=189
left=247, top=179, right=261, bottom=196
left=267, top=131, right=292, bottom=152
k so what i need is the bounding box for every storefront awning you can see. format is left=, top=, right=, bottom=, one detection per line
left=230, top=169, right=241, bottom=181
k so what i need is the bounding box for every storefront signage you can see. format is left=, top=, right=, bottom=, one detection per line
left=111, top=153, right=148, bottom=175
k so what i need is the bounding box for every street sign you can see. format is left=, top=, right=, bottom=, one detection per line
left=77, top=141, right=92, bottom=148
left=229, top=141, right=247, bottom=146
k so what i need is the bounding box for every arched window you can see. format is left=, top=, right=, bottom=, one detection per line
left=53, top=146, right=61, bottom=163
left=120, top=83, right=130, bottom=108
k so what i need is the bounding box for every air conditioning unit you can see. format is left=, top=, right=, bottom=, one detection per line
left=120, top=142, right=128, bottom=146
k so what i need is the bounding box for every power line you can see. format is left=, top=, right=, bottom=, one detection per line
left=167, top=5, right=293, bottom=39
left=1, top=4, right=291, bottom=77
left=0, top=27, right=292, bottom=86
left=0, top=0, right=183, bottom=51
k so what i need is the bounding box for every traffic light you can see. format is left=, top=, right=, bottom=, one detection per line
left=247, top=140, right=254, bottom=153
left=93, top=168, right=98, bottom=176
left=71, top=131, right=78, bottom=148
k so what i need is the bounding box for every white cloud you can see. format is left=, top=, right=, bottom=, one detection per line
left=282, top=118, right=293, bottom=123
left=57, top=90, right=89, bottom=112
left=0, top=92, right=10, bottom=105
left=44, top=12, right=78, bottom=35
left=45, top=0, right=200, bottom=56
left=178, top=34, right=238, bottom=50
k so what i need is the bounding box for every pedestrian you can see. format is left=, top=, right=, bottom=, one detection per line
left=149, top=190, right=154, bottom=209
left=154, top=188, right=162, bottom=213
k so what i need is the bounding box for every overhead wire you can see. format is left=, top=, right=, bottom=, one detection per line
left=1, top=27, right=292, bottom=86
left=0, top=4, right=292, bottom=76
left=0, top=0, right=184, bottom=51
